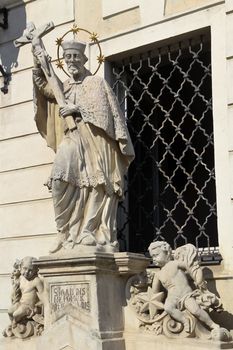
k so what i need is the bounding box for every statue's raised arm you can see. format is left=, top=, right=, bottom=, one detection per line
left=14, top=22, right=77, bottom=131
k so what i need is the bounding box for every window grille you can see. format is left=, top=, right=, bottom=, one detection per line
left=111, top=32, right=219, bottom=259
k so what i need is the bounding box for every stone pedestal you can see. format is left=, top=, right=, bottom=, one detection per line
left=34, top=252, right=149, bottom=350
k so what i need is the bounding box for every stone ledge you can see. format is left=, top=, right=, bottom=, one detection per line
left=124, top=332, right=233, bottom=350
left=35, top=251, right=149, bottom=276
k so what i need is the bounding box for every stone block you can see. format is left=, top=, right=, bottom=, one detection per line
left=0, top=337, right=36, bottom=350
left=0, top=102, right=37, bottom=140
left=140, top=0, right=165, bottom=25
left=102, top=0, right=139, bottom=18
left=226, top=0, right=233, bottom=13
left=0, top=134, right=54, bottom=172
left=35, top=252, right=149, bottom=350
left=228, top=106, right=233, bottom=151
left=37, top=315, right=125, bottom=350
left=0, top=0, right=74, bottom=45
left=230, top=153, right=233, bottom=199
left=0, top=70, right=33, bottom=108
left=26, top=0, right=74, bottom=29
left=227, top=58, right=233, bottom=105
left=0, top=276, right=11, bottom=309
left=0, top=235, right=55, bottom=275
left=124, top=333, right=233, bottom=350
left=226, top=13, right=233, bottom=58
left=165, top=0, right=220, bottom=16
left=0, top=164, right=52, bottom=205
left=0, top=198, right=56, bottom=238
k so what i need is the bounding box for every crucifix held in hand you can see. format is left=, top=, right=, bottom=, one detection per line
left=14, top=22, right=77, bottom=131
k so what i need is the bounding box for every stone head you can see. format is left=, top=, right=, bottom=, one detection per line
left=61, top=40, right=88, bottom=78
left=20, top=256, right=38, bottom=280
left=148, top=241, right=172, bottom=267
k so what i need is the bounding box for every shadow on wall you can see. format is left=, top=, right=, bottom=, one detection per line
left=203, top=267, right=233, bottom=331
left=0, top=1, right=26, bottom=93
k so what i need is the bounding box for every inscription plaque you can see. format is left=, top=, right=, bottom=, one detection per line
left=50, top=282, right=90, bottom=313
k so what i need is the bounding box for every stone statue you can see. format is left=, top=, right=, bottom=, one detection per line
left=15, top=22, right=134, bottom=254
left=3, top=257, right=44, bottom=339
left=126, top=241, right=231, bottom=341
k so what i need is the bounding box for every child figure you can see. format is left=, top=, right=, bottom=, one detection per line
left=148, top=241, right=219, bottom=333
left=7, top=256, right=44, bottom=328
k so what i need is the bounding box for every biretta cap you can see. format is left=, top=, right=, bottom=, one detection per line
left=61, top=40, right=86, bottom=53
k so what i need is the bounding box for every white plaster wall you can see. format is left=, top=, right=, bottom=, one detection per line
left=0, top=102, right=37, bottom=140
left=0, top=198, right=56, bottom=238
left=102, top=0, right=140, bottom=18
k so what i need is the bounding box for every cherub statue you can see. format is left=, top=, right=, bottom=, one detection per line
left=148, top=241, right=220, bottom=333
left=127, top=241, right=231, bottom=341
left=3, top=256, right=44, bottom=339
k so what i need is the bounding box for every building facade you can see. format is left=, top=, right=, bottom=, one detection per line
left=0, top=0, right=233, bottom=343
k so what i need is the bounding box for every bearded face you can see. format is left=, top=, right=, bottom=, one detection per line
left=64, top=49, right=86, bottom=77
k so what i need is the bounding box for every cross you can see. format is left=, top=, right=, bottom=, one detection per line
left=14, top=22, right=54, bottom=76
left=14, top=22, right=76, bottom=131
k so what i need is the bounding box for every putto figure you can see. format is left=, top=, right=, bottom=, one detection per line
left=17, top=22, right=135, bottom=254
left=3, top=257, right=44, bottom=339
left=127, top=241, right=231, bottom=341
left=148, top=241, right=220, bottom=333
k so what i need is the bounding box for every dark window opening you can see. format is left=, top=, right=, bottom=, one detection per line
left=111, top=31, right=219, bottom=258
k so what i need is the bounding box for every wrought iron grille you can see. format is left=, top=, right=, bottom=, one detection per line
left=112, top=33, right=219, bottom=257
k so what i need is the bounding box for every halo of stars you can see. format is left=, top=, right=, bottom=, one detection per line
left=55, top=24, right=104, bottom=77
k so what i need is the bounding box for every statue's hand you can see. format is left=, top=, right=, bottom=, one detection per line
left=32, top=47, right=51, bottom=71
left=60, top=104, right=79, bottom=117
left=32, top=47, right=43, bottom=67
left=196, top=280, right=208, bottom=291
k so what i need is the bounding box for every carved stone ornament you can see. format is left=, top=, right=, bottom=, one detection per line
left=14, top=22, right=135, bottom=256
left=126, top=241, right=232, bottom=342
left=3, top=257, right=44, bottom=339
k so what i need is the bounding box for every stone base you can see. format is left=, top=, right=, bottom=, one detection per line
left=34, top=252, right=149, bottom=350
left=37, top=314, right=125, bottom=350
left=0, top=337, right=36, bottom=350
left=124, top=332, right=233, bottom=350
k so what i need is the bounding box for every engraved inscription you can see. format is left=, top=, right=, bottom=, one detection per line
left=50, top=283, right=90, bottom=313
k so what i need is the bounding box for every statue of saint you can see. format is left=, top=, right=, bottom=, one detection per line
left=32, top=38, right=134, bottom=253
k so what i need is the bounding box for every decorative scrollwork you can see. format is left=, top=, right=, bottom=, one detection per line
left=126, top=242, right=232, bottom=342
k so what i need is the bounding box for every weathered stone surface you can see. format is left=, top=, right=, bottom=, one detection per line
left=34, top=252, right=149, bottom=350
left=0, top=102, right=36, bottom=140
left=3, top=257, right=44, bottom=340
left=0, top=134, right=54, bottom=172
left=0, top=198, right=56, bottom=238
left=127, top=242, right=232, bottom=343
left=24, top=25, right=135, bottom=254
left=165, top=0, right=220, bottom=16
left=124, top=333, right=233, bottom=350
left=0, top=165, right=52, bottom=205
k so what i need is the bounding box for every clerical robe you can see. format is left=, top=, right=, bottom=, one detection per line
left=33, top=68, right=134, bottom=248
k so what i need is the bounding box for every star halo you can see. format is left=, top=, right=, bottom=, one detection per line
left=55, top=24, right=104, bottom=77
